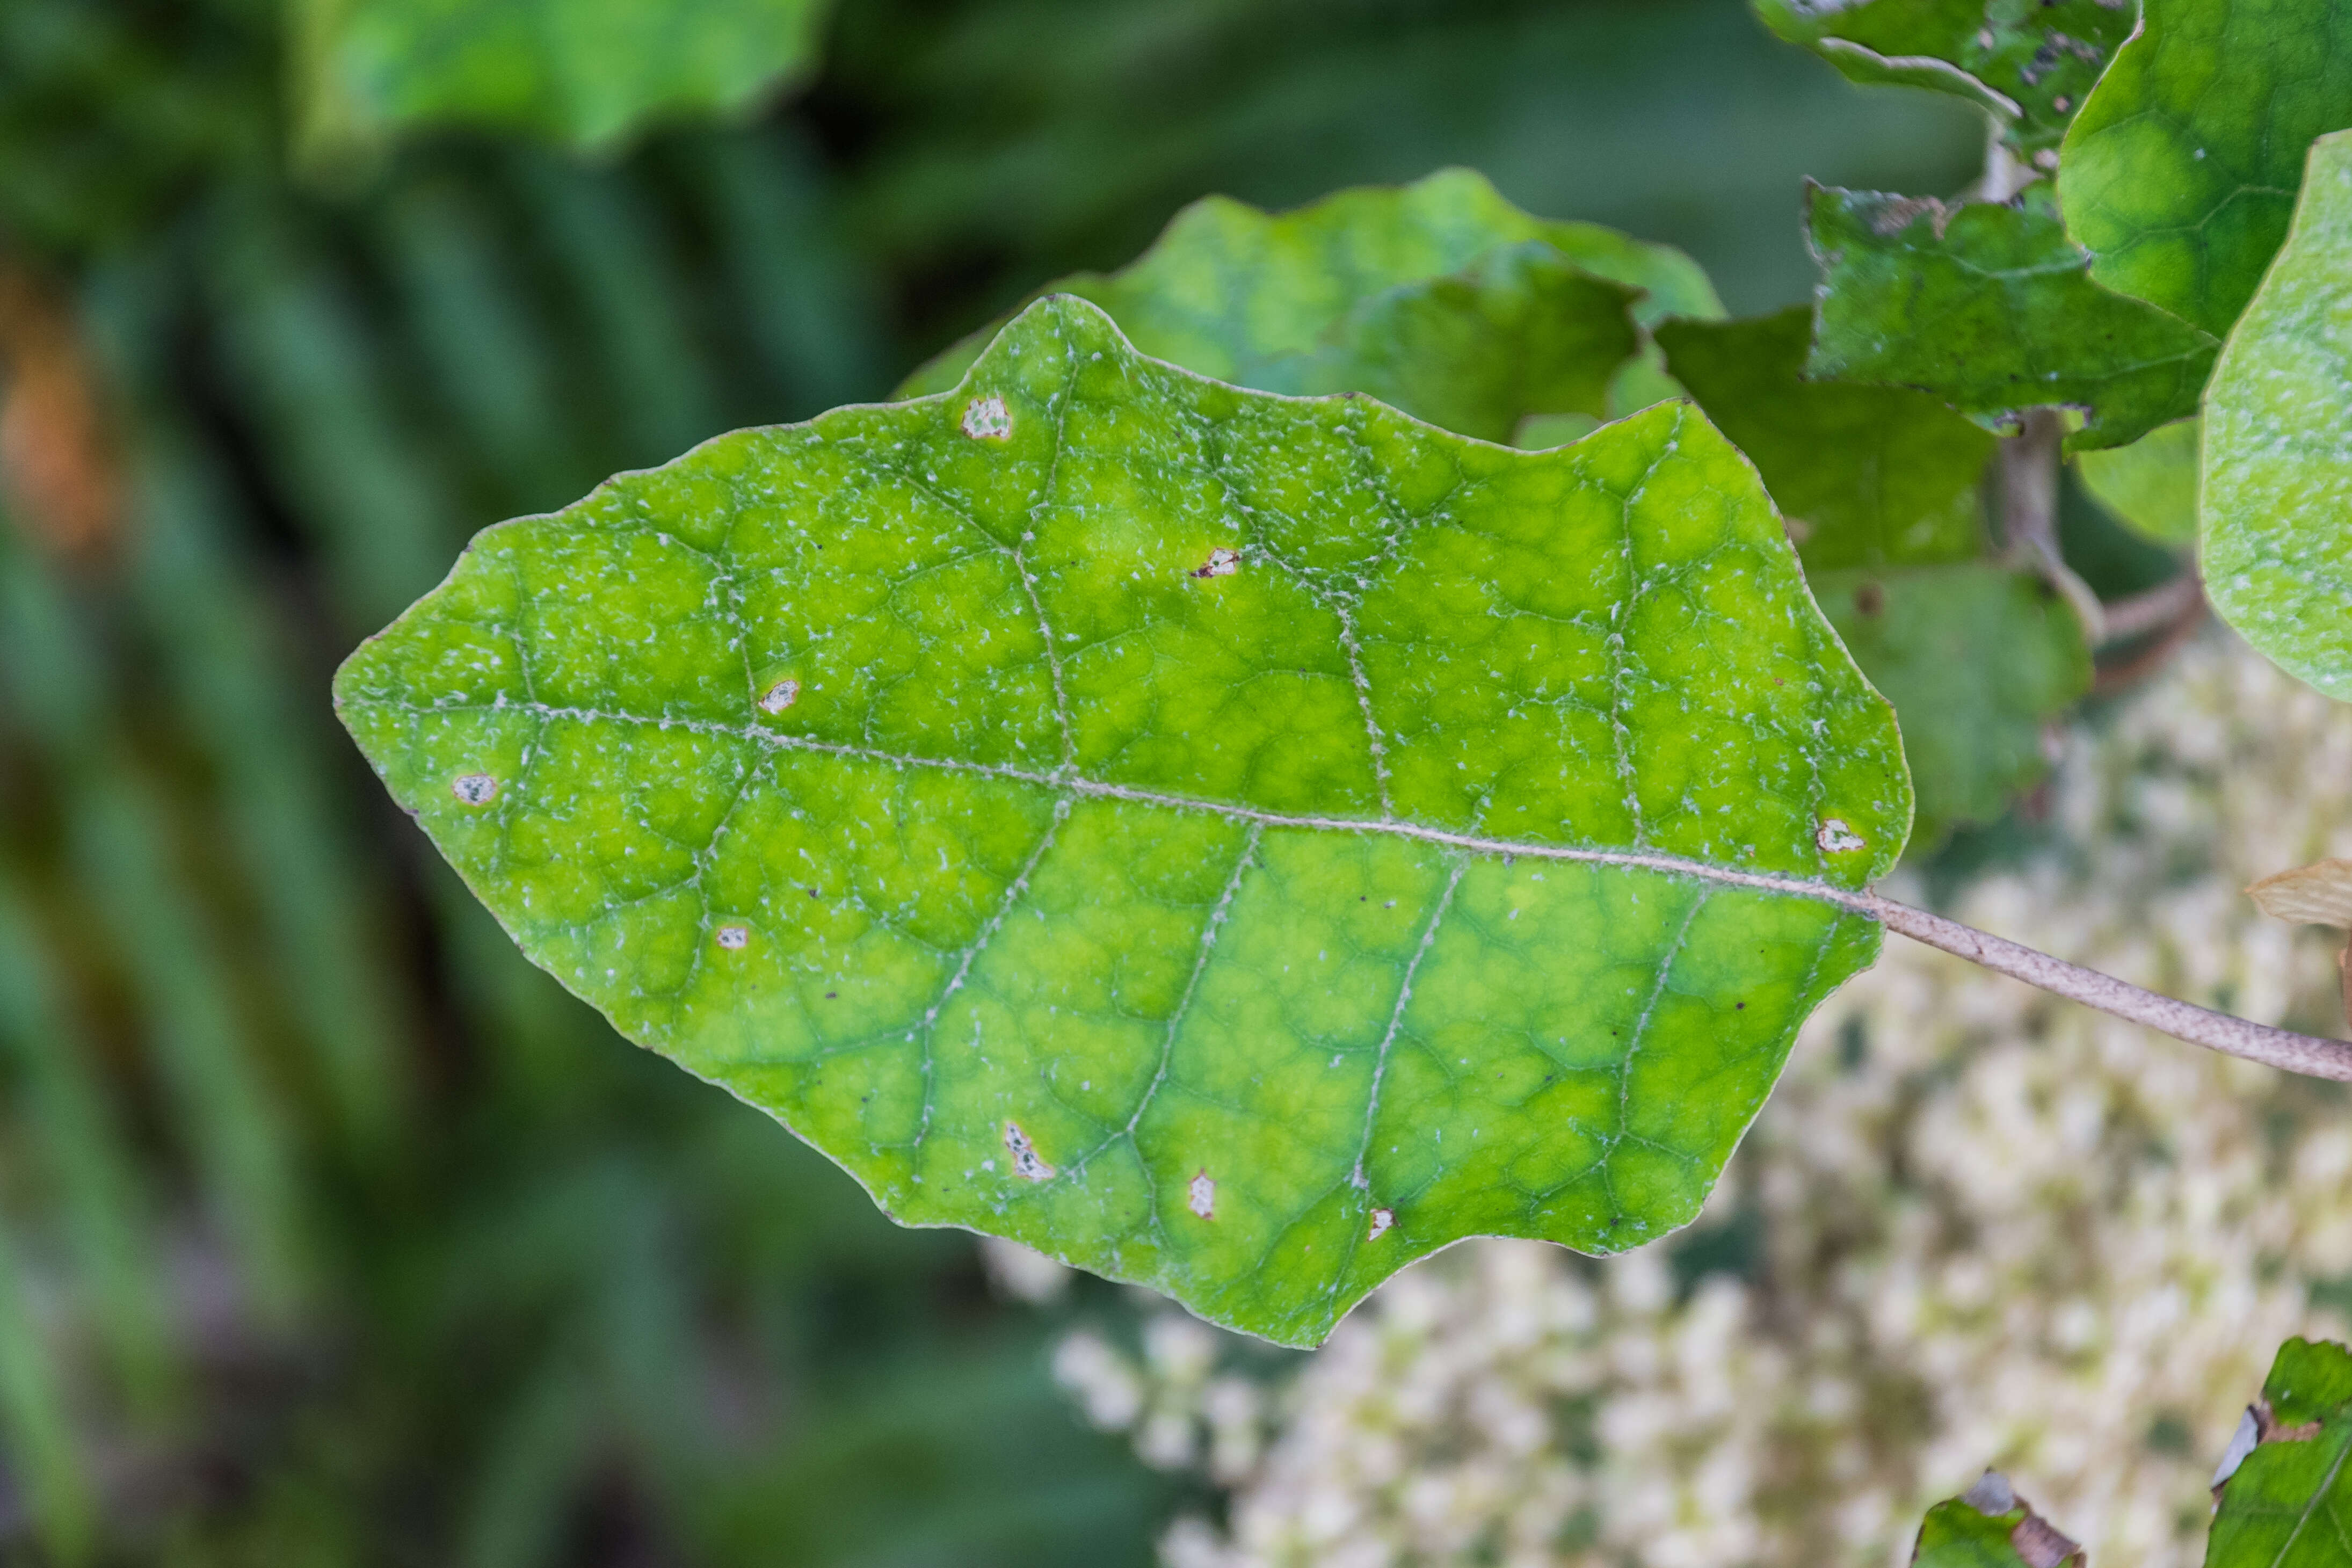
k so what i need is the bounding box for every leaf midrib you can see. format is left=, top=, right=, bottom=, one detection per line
left=338, top=692, right=1884, bottom=913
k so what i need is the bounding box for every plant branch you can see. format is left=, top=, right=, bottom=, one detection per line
left=2098, top=572, right=2204, bottom=643
left=1856, top=890, right=2352, bottom=1081
left=1999, top=407, right=2107, bottom=641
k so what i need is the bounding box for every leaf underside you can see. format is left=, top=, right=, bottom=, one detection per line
left=896, top=169, right=1717, bottom=444
left=1806, top=186, right=2218, bottom=454
left=1752, top=0, right=2131, bottom=157
left=335, top=296, right=1907, bottom=1346
left=295, top=0, right=830, bottom=156
left=2060, top=0, right=2352, bottom=339
left=2208, top=1338, right=2352, bottom=1567
left=2203, top=130, right=2352, bottom=704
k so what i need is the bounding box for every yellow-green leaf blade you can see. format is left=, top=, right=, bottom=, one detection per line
left=334, top=296, right=1906, bottom=1346
left=2203, top=129, right=2352, bottom=702
left=2059, top=0, right=2352, bottom=340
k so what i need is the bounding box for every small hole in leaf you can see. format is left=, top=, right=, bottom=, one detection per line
left=1188, top=1171, right=1215, bottom=1219
left=452, top=773, right=499, bottom=806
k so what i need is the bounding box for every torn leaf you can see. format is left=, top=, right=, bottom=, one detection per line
left=1806, top=184, right=2218, bottom=454
left=2208, top=1338, right=2352, bottom=1566
left=1911, top=1472, right=2082, bottom=1567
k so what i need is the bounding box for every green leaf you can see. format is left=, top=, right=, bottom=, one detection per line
left=2203, top=130, right=2352, bottom=703
left=335, top=295, right=1908, bottom=1346
left=1655, top=307, right=1993, bottom=570
left=1910, top=1476, right=2081, bottom=1567
left=1807, top=185, right=2220, bottom=453
left=1751, top=0, right=2132, bottom=157
left=2209, top=1338, right=2352, bottom=1567
left=896, top=169, right=1719, bottom=445
left=1814, top=566, right=2089, bottom=847
left=2059, top=0, right=2352, bottom=340
left=290, top=0, right=831, bottom=158
left=2077, top=417, right=2200, bottom=549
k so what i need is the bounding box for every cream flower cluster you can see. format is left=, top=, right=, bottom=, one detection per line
left=1037, top=631, right=2352, bottom=1568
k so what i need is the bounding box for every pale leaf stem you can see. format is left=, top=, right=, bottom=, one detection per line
left=1855, top=890, right=2352, bottom=1081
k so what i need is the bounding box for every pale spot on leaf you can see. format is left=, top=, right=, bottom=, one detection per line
left=1816, top=817, right=1867, bottom=854
left=1004, top=1121, right=1055, bottom=1181
left=962, top=395, right=1013, bottom=440
left=1188, top=1171, right=1215, bottom=1219
left=759, top=678, right=800, bottom=714
left=452, top=773, right=499, bottom=806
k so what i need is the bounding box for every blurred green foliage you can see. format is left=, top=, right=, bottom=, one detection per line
left=0, top=0, right=1979, bottom=1560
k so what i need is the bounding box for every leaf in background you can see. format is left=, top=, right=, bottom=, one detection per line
left=1751, top=0, right=2131, bottom=159
left=2203, top=130, right=2352, bottom=703
left=2208, top=1338, right=2352, bottom=1566
left=2059, top=0, right=2352, bottom=340
left=2249, top=859, right=2352, bottom=928
left=1910, top=1473, right=2082, bottom=1567
left=1807, top=185, right=2219, bottom=453
left=896, top=169, right=1719, bottom=445
left=1656, top=306, right=1992, bottom=570
left=291, top=0, right=832, bottom=159
left=335, top=296, right=1909, bottom=1346
left=1814, top=565, right=2088, bottom=846
left=2076, top=417, right=2199, bottom=548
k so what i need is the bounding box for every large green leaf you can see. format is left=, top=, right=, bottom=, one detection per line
left=2208, top=1338, right=2352, bottom=1567
left=334, top=296, right=1908, bottom=1347
left=1807, top=185, right=2219, bottom=453
left=1814, top=567, right=2088, bottom=847
left=2204, top=130, right=2352, bottom=702
left=1908, top=1477, right=2080, bottom=1568
left=2059, top=0, right=2352, bottom=340
left=1751, top=0, right=2131, bottom=158
left=1655, top=307, right=1992, bottom=570
left=896, top=169, right=1717, bottom=445
left=291, top=0, right=831, bottom=158
left=2077, top=417, right=2200, bottom=549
